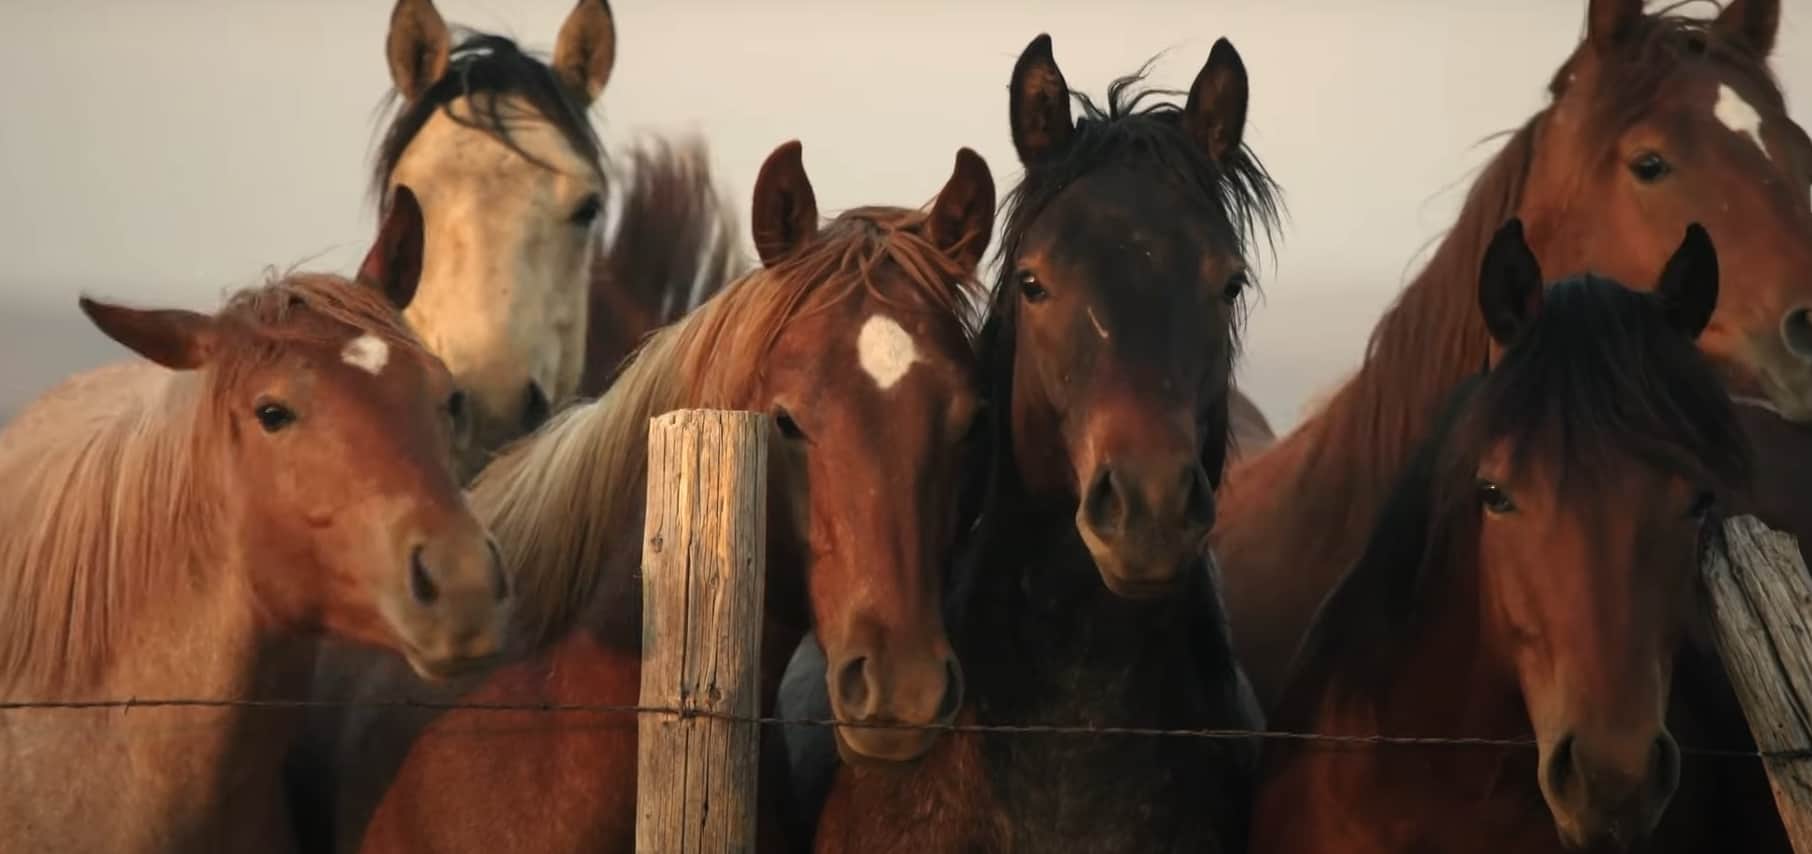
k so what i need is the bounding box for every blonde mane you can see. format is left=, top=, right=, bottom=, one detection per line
left=473, top=206, right=985, bottom=648
left=0, top=274, right=425, bottom=696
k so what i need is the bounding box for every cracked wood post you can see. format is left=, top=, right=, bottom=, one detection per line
left=1702, top=514, right=1812, bottom=853
left=636, top=409, right=769, bottom=854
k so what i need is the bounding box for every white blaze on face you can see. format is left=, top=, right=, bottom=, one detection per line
left=857, top=314, right=919, bottom=391
left=1715, top=83, right=1769, bottom=160
left=342, top=334, right=390, bottom=375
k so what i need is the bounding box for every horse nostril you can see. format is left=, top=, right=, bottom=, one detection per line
left=408, top=546, right=439, bottom=606
left=832, top=656, right=873, bottom=716
left=1782, top=306, right=1812, bottom=360
left=522, top=381, right=551, bottom=431
left=1182, top=465, right=1216, bottom=530
left=1081, top=467, right=1125, bottom=536
left=937, top=658, right=966, bottom=722
left=1545, top=733, right=1577, bottom=797
left=486, top=538, right=510, bottom=602
left=1651, top=733, right=1682, bottom=800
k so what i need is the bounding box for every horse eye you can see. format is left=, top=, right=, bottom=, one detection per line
left=773, top=406, right=806, bottom=441
left=1223, top=270, right=1251, bottom=303
left=1629, top=152, right=1672, bottom=183
left=570, top=194, right=604, bottom=226
left=1476, top=479, right=1517, bottom=514
left=1688, top=490, right=1716, bottom=520
left=254, top=401, right=297, bottom=433
left=1017, top=270, right=1050, bottom=303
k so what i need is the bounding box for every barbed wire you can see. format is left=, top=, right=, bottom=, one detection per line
left=1, top=696, right=1805, bottom=762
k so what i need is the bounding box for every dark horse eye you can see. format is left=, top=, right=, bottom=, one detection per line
left=1476, top=479, right=1517, bottom=514
left=1688, top=490, right=1716, bottom=520
left=254, top=401, right=297, bottom=433
left=1017, top=270, right=1049, bottom=303
left=445, top=390, right=468, bottom=428
left=570, top=194, right=604, bottom=226
left=1223, top=270, right=1251, bottom=303
left=773, top=406, right=806, bottom=441
left=1629, top=152, right=1672, bottom=183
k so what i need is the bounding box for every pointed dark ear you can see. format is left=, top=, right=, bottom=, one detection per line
left=1585, top=0, right=1644, bottom=53
left=927, top=148, right=998, bottom=274
left=1655, top=223, right=1719, bottom=341
left=79, top=297, right=217, bottom=371
left=1184, top=38, right=1250, bottom=164
left=386, top=0, right=450, bottom=101
left=1478, top=218, right=1545, bottom=347
left=751, top=141, right=819, bottom=267
left=1009, top=34, right=1075, bottom=167
left=552, top=0, right=616, bottom=105
left=359, top=185, right=426, bottom=311
left=1715, top=0, right=1779, bottom=58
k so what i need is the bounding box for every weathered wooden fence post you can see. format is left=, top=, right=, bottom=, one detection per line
left=636, top=409, right=769, bottom=854
left=1702, top=514, right=1812, bottom=853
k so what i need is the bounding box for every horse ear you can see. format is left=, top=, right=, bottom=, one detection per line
left=553, top=0, right=616, bottom=105
left=1183, top=38, right=1250, bottom=164
left=751, top=140, right=820, bottom=267
left=1009, top=34, right=1075, bottom=167
left=1715, top=0, right=1779, bottom=58
left=1478, top=218, right=1545, bottom=347
left=1655, top=223, right=1720, bottom=341
left=927, top=148, right=998, bottom=274
left=386, top=0, right=450, bottom=101
left=1585, top=0, right=1644, bottom=53
left=359, top=185, right=427, bottom=312
left=78, top=297, right=216, bottom=371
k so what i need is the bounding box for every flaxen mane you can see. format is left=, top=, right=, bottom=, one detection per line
left=472, top=207, right=986, bottom=648
left=0, top=275, right=424, bottom=695
left=372, top=33, right=605, bottom=202
left=1280, top=276, right=1749, bottom=715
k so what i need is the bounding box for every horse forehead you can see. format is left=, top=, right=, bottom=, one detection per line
left=1712, top=82, right=1770, bottom=160
left=394, top=96, right=598, bottom=190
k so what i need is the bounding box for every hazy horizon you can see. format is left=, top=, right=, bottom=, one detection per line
left=3, top=1, right=1808, bottom=429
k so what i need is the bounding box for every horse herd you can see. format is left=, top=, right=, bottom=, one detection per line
left=2, top=0, right=1809, bottom=851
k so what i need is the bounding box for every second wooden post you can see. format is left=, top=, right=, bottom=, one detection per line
left=636, top=409, right=769, bottom=854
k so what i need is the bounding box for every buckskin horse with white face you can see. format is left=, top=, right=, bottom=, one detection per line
left=375, top=0, right=739, bottom=478
left=0, top=198, right=508, bottom=852
left=782, top=34, right=1279, bottom=853
left=295, top=140, right=996, bottom=853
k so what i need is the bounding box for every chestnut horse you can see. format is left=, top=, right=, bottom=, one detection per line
left=1217, top=0, right=1812, bottom=708
left=787, top=35, right=1280, bottom=853
left=376, top=0, right=739, bottom=478
left=0, top=197, right=508, bottom=852
left=1252, top=220, right=1755, bottom=853
left=297, top=140, right=996, bottom=852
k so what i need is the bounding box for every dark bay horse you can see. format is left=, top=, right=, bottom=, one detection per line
left=1216, top=0, right=1812, bottom=709
left=1252, top=220, right=1756, bottom=853
left=297, top=140, right=997, bottom=853
left=785, top=35, right=1281, bottom=853
left=375, top=0, right=739, bottom=478
left=0, top=197, right=508, bottom=851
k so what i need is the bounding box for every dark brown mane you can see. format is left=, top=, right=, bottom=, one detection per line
left=1279, top=275, right=1749, bottom=716
left=371, top=32, right=605, bottom=204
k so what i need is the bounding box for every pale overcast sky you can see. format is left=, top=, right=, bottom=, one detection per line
left=1, top=1, right=1807, bottom=427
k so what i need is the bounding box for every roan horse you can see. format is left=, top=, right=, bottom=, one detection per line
left=1252, top=220, right=1752, bottom=854
left=788, top=35, right=1280, bottom=853
left=297, top=140, right=997, bottom=852
left=377, top=0, right=739, bottom=477
left=0, top=196, right=508, bottom=852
